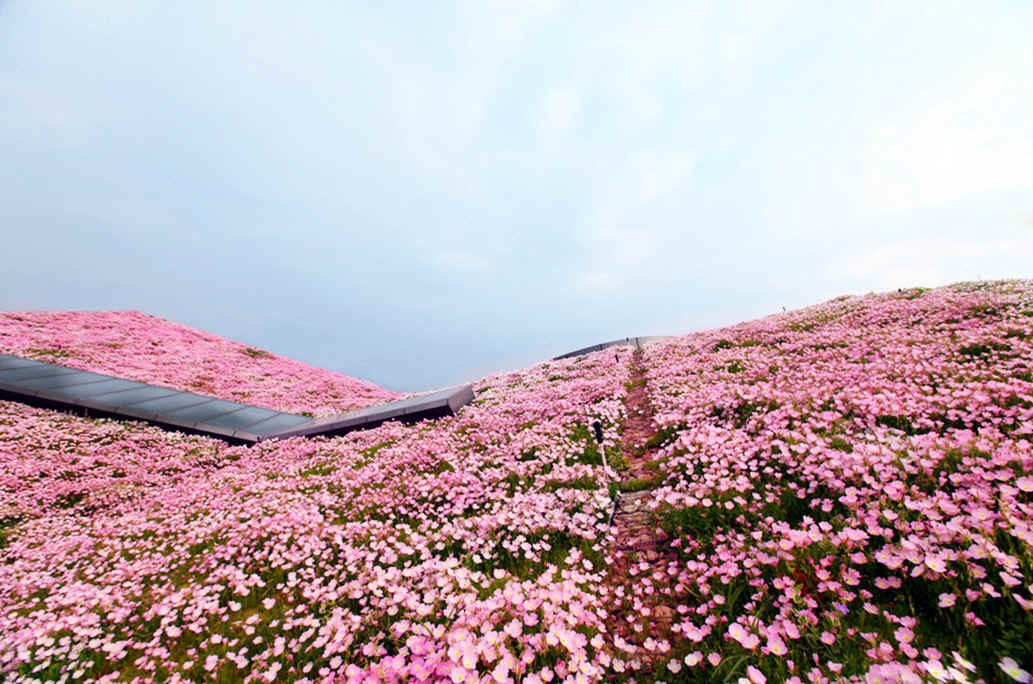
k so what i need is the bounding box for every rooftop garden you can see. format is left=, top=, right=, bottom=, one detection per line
left=1, top=281, right=1031, bottom=683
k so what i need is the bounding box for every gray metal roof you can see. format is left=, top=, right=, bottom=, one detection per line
left=0, top=353, right=473, bottom=444
left=552, top=336, right=670, bottom=360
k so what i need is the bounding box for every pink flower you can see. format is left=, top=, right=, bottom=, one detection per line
left=767, top=634, right=788, bottom=656
left=1000, top=657, right=1032, bottom=683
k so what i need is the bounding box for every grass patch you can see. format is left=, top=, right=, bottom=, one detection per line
left=0, top=514, right=23, bottom=549
left=644, top=424, right=683, bottom=450
left=959, top=341, right=1011, bottom=358
left=27, top=347, right=70, bottom=360
left=829, top=436, right=853, bottom=453
left=614, top=473, right=663, bottom=493
left=876, top=414, right=915, bottom=435
left=543, top=476, right=599, bottom=492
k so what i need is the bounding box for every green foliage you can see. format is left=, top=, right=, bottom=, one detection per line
left=712, top=339, right=735, bottom=351
left=501, top=472, right=523, bottom=494
left=517, top=446, right=539, bottom=461
left=543, top=476, right=599, bottom=492
left=299, top=463, right=337, bottom=477
left=658, top=500, right=742, bottom=555
left=829, top=436, right=853, bottom=453
left=969, top=304, right=1000, bottom=318
left=644, top=424, right=684, bottom=450
left=614, top=474, right=663, bottom=493
left=959, top=341, right=1012, bottom=358
left=999, top=393, right=1033, bottom=410
left=242, top=347, right=272, bottom=358
left=54, top=491, right=86, bottom=509
left=876, top=414, right=915, bottom=434
left=711, top=400, right=779, bottom=429
left=27, top=347, right=70, bottom=360
left=431, top=459, right=455, bottom=475
left=0, top=514, right=22, bottom=550
left=604, top=444, right=627, bottom=471
left=567, top=423, right=605, bottom=466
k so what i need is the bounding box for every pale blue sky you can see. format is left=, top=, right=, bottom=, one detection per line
left=2, top=1, right=1031, bottom=390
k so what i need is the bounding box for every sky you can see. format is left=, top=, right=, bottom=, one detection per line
left=1, top=1, right=1031, bottom=391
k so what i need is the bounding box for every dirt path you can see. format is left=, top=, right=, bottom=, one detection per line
left=605, top=348, right=678, bottom=663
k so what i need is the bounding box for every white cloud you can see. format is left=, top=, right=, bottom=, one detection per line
left=570, top=148, right=696, bottom=294
left=823, top=224, right=1033, bottom=291
left=535, top=86, right=582, bottom=139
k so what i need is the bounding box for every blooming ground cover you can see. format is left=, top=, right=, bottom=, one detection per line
left=0, top=311, right=398, bottom=416
left=0, top=337, right=630, bottom=682
left=0, top=281, right=1031, bottom=683
left=627, top=281, right=1033, bottom=682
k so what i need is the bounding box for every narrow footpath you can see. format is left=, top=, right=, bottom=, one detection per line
left=605, top=347, right=678, bottom=668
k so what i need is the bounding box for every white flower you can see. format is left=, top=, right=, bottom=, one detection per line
left=1000, top=657, right=1032, bottom=683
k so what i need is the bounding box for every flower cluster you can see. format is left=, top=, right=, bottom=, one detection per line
left=2, top=281, right=1032, bottom=683
left=0, top=330, right=630, bottom=682
left=0, top=311, right=398, bottom=416
left=628, top=281, right=1033, bottom=681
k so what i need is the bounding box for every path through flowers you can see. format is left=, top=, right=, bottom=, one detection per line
left=604, top=346, right=680, bottom=671
left=2, top=281, right=1033, bottom=683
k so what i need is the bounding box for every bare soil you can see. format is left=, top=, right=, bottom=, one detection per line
left=605, top=348, right=679, bottom=662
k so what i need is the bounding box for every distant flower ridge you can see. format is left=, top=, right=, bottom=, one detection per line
left=0, top=310, right=399, bottom=416
left=0, top=280, right=1031, bottom=682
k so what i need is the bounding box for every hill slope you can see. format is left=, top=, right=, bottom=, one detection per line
left=1, top=282, right=1031, bottom=683
left=0, top=311, right=399, bottom=416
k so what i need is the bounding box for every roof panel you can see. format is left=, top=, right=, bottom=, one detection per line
left=0, top=355, right=46, bottom=370
left=0, top=353, right=473, bottom=444
left=0, top=365, right=81, bottom=382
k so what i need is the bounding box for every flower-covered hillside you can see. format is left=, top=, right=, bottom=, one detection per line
left=0, top=311, right=398, bottom=416
left=0, top=341, right=631, bottom=682
left=2, top=282, right=1033, bottom=684
left=632, top=281, right=1033, bottom=682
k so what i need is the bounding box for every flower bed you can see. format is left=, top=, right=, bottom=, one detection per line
left=0, top=341, right=631, bottom=682
left=634, top=282, right=1033, bottom=682
left=2, top=282, right=1032, bottom=683
left=0, top=311, right=398, bottom=416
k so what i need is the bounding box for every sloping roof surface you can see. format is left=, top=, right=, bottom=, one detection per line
left=0, top=353, right=472, bottom=443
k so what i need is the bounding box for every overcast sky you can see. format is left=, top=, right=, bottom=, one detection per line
left=2, top=1, right=1031, bottom=391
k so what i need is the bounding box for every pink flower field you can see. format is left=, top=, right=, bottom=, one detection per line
left=0, top=311, right=399, bottom=416
left=2, top=281, right=1032, bottom=683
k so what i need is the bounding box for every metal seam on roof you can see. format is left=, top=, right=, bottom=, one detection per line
left=0, top=353, right=474, bottom=444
